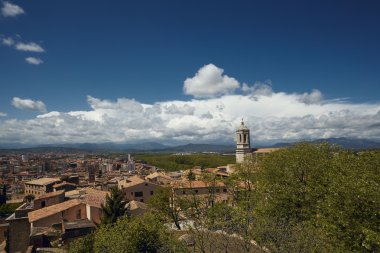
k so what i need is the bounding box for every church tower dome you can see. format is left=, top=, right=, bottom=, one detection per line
left=236, top=119, right=251, bottom=163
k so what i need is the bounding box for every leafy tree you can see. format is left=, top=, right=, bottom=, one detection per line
left=101, top=187, right=128, bottom=225
left=251, top=143, right=380, bottom=253
left=23, top=194, right=35, bottom=203
left=187, top=170, right=196, bottom=181
left=0, top=202, right=22, bottom=217
left=69, top=213, right=186, bottom=253
left=67, top=233, right=94, bottom=253
left=148, top=186, right=182, bottom=230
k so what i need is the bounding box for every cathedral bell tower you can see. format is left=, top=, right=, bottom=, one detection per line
left=236, top=119, right=251, bottom=163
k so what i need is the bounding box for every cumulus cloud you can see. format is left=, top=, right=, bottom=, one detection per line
left=15, top=42, right=45, bottom=52
left=183, top=64, right=240, bottom=98
left=1, top=65, right=380, bottom=145
left=25, top=57, right=43, bottom=65
left=0, top=112, right=7, bottom=117
left=0, top=92, right=379, bottom=145
left=242, top=80, right=273, bottom=98
left=298, top=89, right=323, bottom=104
left=1, top=1, right=24, bottom=17
left=1, top=37, right=14, bottom=46
left=11, top=97, right=47, bottom=113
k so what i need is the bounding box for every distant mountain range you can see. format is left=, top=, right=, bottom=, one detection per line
left=0, top=138, right=379, bottom=153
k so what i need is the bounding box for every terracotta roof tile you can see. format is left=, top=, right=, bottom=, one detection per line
left=25, top=178, right=61, bottom=186
left=35, top=190, right=65, bottom=200
left=28, top=199, right=82, bottom=222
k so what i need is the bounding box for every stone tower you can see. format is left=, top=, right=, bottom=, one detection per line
left=236, top=119, right=251, bottom=163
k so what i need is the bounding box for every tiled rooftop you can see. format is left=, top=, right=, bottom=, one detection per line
left=28, top=199, right=82, bottom=222
left=25, top=178, right=61, bottom=186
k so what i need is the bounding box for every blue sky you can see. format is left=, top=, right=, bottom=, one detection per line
left=1, top=0, right=380, bottom=145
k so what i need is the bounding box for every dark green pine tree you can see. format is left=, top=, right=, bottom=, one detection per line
left=101, top=187, right=128, bottom=225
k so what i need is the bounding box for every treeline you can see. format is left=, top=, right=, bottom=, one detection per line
left=134, top=153, right=235, bottom=171
left=69, top=143, right=380, bottom=252
left=0, top=203, right=22, bottom=217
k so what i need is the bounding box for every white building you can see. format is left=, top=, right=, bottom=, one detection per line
left=236, top=120, right=252, bottom=163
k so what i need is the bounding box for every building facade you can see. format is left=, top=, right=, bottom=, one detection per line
left=24, top=178, right=61, bottom=197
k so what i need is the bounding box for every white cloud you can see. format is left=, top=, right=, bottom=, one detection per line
left=298, top=89, right=323, bottom=104
left=0, top=92, right=379, bottom=145
left=183, top=64, right=240, bottom=98
left=1, top=1, right=24, bottom=17
left=15, top=42, right=45, bottom=52
left=1, top=65, right=380, bottom=145
left=0, top=112, right=7, bottom=117
left=11, top=97, right=47, bottom=113
left=25, top=57, right=43, bottom=65
left=242, top=80, right=273, bottom=97
left=1, top=37, right=14, bottom=46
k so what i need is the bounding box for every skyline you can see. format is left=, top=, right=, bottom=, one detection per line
left=1, top=1, right=380, bottom=145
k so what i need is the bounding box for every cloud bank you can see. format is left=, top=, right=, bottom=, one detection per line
left=1, top=64, right=380, bottom=145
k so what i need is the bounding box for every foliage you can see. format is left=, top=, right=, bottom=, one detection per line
left=0, top=202, right=22, bottom=217
left=134, top=153, right=235, bottom=171
left=251, top=143, right=380, bottom=253
left=101, top=187, right=128, bottom=225
left=148, top=186, right=182, bottom=230
left=67, top=233, right=94, bottom=253
left=68, top=213, right=186, bottom=253
left=23, top=194, right=35, bottom=203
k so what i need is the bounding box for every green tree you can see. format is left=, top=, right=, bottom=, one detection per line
left=251, top=143, right=380, bottom=253
left=101, top=187, right=128, bottom=225
left=23, top=194, right=35, bottom=203
left=69, top=213, right=187, bottom=253
left=148, top=186, right=182, bottom=230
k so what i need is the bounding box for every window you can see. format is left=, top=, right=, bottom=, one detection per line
left=223, top=189, right=227, bottom=193
left=150, top=191, right=154, bottom=195
left=182, top=190, right=186, bottom=195
left=135, top=191, right=143, bottom=197
left=41, top=201, right=46, bottom=208
left=131, top=192, right=133, bottom=195
left=76, top=209, right=81, bottom=219
left=195, top=190, right=198, bottom=194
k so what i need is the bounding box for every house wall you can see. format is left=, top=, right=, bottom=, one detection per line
left=0, top=223, right=9, bottom=244
left=121, top=183, right=158, bottom=203
left=89, top=206, right=102, bottom=224
left=34, top=193, right=65, bottom=209
left=7, top=216, right=30, bottom=253
left=32, top=204, right=86, bottom=228
left=25, top=182, right=59, bottom=197
left=24, top=184, right=45, bottom=196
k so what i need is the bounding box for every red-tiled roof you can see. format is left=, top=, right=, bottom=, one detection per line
left=28, top=199, right=82, bottom=222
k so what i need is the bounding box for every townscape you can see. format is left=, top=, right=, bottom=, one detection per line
left=1, top=1, right=380, bottom=252
left=0, top=121, right=271, bottom=252
left=0, top=121, right=377, bottom=253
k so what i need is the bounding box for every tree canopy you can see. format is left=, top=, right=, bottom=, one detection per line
left=101, top=186, right=128, bottom=225
left=251, top=143, right=380, bottom=252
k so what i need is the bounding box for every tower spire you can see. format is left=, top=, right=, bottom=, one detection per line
left=236, top=118, right=251, bottom=163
